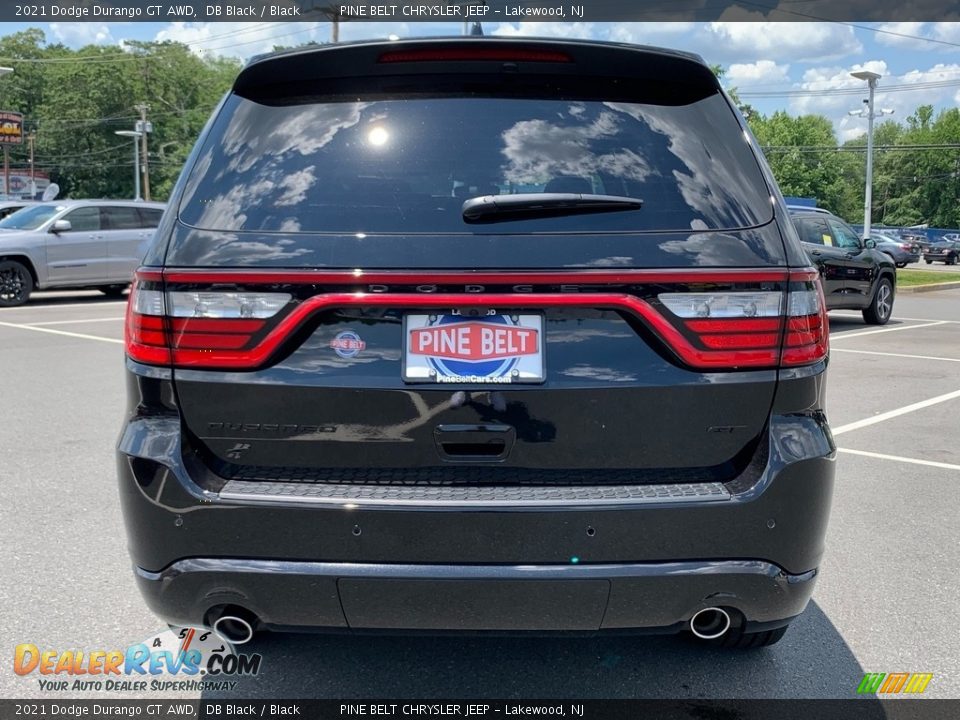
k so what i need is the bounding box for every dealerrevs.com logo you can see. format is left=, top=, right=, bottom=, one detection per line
left=13, top=626, right=263, bottom=693
left=857, top=672, right=933, bottom=695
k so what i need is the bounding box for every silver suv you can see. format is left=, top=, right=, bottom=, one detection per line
left=0, top=199, right=165, bottom=306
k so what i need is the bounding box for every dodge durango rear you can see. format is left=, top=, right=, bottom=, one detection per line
left=117, top=37, right=835, bottom=649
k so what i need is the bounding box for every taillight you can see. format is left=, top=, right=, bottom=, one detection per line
left=655, top=272, right=828, bottom=369
left=125, top=272, right=292, bottom=368
left=125, top=268, right=829, bottom=373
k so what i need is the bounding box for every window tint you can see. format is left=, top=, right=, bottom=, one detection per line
left=180, top=93, right=773, bottom=234
left=828, top=219, right=861, bottom=249
left=137, top=208, right=163, bottom=228
left=62, top=207, right=100, bottom=232
left=796, top=218, right=829, bottom=246
left=0, top=203, right=62, bottom=230
left=101, top=206, right=141, bottom=230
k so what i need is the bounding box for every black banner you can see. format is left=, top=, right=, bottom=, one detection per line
left=2, top=700, right=960, bottom=720
left=3, top=0, right=959, bottom=23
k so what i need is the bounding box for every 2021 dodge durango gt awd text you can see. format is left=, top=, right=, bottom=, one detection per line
left=117, top=39, right=835, bottom=649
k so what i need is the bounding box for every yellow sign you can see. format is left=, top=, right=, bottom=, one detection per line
left=0, top=111, right=23, bottom=145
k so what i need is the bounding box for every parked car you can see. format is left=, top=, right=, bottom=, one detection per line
left=941, top=233, right=960, bottom=242
left=785, top=204, right=831, bottom=215
left=923, top=239, right=960, bottom=265
left=789, top=209, right=896, bottom=324
left=0, top=199, right=35, bottom=220
left=118, top=38, right=835, bottom=649
left=0, top=199, right=165, bottom=306
left=871, top=231, right=920, bottom=268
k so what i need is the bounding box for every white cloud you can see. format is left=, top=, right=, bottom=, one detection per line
left=490, top=22, right=596, bottom=39
left=154, top=21, right=328, bottom=59
left=789, top=61, right=960, bottom=142
left=875, top=21, right=960, bottom=50
left=607, top=23, right=695, bottom=43
left=725, top=60, right=791, bottom=87
left=49, top=23, right=116, bottom=47
left=707, top=23, right=862, bottom=63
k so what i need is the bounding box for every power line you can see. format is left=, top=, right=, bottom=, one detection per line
left=739, top=78, right=960, bottom=98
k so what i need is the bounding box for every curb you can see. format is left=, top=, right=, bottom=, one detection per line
left=898, top=280, right=960, bottom=294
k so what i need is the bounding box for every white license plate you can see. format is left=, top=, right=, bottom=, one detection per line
left=403, top=313, right=544, bottom=384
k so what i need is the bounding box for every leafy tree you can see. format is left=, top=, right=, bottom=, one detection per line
left=0, top=29, right=239, bottom=200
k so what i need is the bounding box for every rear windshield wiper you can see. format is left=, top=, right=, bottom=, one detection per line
left=461, top=193, right=643, bottom=224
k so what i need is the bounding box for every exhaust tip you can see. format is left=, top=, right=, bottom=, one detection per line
left=690, top=607, right=731, bottom=640
left=212, top=611, right=256, bottom=645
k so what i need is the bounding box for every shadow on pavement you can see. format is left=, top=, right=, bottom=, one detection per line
left=202, top=602, right=868, bottom=700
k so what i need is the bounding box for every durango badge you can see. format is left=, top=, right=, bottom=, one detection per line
left=403, top=313, right=544, bottom=384
left=330, top=330, right=366, bottom=359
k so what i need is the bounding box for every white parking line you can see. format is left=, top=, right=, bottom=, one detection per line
left=832, top=348, right=960, bottom=363
left=26, top=317, right=125, bottom=326
left=0, top=320, right=123, bottom=344
left=831, top=320, right=948, bottom=340
left=832, top=312, right=960, bottom=324
left=838, top=448, right=960, bottom=472
left=0, top=300, right=126, bottom=311
left=832, top=388, right=960, bottom=436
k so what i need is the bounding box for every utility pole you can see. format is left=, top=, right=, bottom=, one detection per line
left=27, top=131, right=35, bottom=198
left=135, top=103, right=151, bottom=201
left=849, top=71, right=893, bottom=240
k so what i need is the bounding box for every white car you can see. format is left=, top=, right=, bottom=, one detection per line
left=0, top=199, right=165, bottom=306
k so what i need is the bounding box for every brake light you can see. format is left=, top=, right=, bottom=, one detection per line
left=124, top=273, right=292, bottom=368
left=377, top=48, right=572, bottom=64
left=125, top=268, right=828, bottom=372
left=780, top=279, right=829, bottom=366
left=655, top=273, right=828, bottom=369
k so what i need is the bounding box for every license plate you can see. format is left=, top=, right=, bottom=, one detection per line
left=403, top=313, right=544, bottom=384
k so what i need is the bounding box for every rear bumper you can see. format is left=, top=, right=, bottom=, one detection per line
left=135, top=557, right=814, bottom=634
left=117, top=364, right=835, bottom=634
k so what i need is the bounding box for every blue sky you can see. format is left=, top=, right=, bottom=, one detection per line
left=4, top=20, right=960, bottom=141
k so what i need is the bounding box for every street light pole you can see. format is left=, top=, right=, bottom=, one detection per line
left=849, top=70, right=893, bottom=240
left=115, top=130, right=143, bottom=201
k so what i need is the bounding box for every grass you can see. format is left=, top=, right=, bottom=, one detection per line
left=896, top=268, right=960, bottom=287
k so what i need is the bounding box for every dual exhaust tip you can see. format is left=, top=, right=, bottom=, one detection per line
left=209, top=607, right=258, bottom=645
left=689, top=607, right=732, bottom=640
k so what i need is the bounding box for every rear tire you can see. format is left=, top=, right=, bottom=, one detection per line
left=0, top=259, right=33, bottom=307
left=862, top=277, right=893, bottom=325
left=98, top=284, right=128, bottom=297
left=925, top=258, right=933, bottom=264
left=948, top=254, right=958, bottom=266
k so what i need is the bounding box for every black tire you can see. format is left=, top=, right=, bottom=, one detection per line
left=862, top=277, right=893, bottom=325
left=717, top=624, right=789, bottom=649
left=0, top=259, right=34, bottom=307
left=925, top=258, right=933, bottom=264
left=948, top=254, right=958, bottom=266
left=98, top=284, right=128, bottom=297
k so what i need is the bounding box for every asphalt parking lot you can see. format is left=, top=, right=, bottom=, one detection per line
left=1, top=287, right=958, bottom=700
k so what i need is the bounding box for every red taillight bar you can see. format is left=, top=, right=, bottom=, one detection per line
left=126, top=268, right=825, bottom=371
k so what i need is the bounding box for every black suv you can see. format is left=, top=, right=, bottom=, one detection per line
left=924, top=239, right=960, bottom=265
left=118, top=39, right=835, bottom=649
left=790, top=210, right=896, bottom=324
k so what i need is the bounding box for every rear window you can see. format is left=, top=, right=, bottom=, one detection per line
left=179, top=91, right=772, bottom=234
